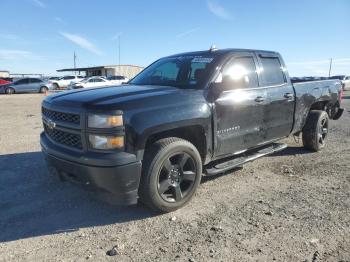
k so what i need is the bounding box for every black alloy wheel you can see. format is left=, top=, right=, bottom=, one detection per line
left=318, top=117, right=328, bottom=147
left=302, top=110, right=329, bottom=152
left=157, top=152, right=197, bottom=203
left=139, top=137, right=202, bottom=213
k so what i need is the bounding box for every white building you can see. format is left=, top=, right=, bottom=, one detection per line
left=0, top=70, right=10, bottom=78
left=57, top=65, right=144, bottom=79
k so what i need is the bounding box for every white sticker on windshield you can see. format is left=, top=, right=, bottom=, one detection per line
left=192, top=57, right=214, bottom=63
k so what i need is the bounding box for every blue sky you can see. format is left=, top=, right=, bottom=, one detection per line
left=0, top=0, right=349, bottom=76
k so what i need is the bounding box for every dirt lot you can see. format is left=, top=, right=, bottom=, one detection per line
left=0, top=92, right=349, bottom=262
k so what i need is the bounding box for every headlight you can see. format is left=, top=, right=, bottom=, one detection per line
left=89, top=135, right=124, bottom=149
left=88, top=114, right=123, bottom=128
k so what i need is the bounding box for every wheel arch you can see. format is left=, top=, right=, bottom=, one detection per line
left=143, top=125, right=209, bottom=163
left=5, top=86, right=15, bottom=94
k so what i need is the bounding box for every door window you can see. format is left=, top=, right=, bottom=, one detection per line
left=260, top=57, right=286, bottom=86
left=15, top=79, right=30, bottom=85
left=220, top=56, right=258, bottom=88
left=30, top=78, right=42, bottom=83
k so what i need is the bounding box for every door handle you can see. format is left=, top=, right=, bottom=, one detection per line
left=284, top=93, right=294, bottom=99
left=255, top=96, right=265, bottom=103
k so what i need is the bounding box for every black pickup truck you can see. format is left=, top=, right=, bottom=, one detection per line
left=41, top=48, right=344, bottom=212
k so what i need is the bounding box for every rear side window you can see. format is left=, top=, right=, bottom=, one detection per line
left=30, top=78, right=42, bottom=83
left=63, top=76, right=75, bottom=80
left=260, top=57, right=286, bottom=86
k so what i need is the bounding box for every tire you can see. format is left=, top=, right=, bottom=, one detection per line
left=52, top=83, right=59, bottom=90
left=40, top=86, right=48, bottom=93
left=5, top=87, right=15, bottom=95
left=302, top=110, right=329, bottom=152
left=139, top=137, right=202, bottom=213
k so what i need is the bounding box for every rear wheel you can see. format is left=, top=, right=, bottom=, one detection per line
left=5, top=87, right=15, bottom=95
left=302, top=110, right=329, bottom=152
left=40, top=86, right=48, bottom=93
left=139, top=137, right=202, bottom=213
left=52, top=83, right=59, bottom=90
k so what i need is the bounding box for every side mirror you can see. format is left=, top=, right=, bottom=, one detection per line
left=207, top=82, right=226, bottom=101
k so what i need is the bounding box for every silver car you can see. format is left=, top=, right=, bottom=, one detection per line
left=0, top=78, right=49, bottom=94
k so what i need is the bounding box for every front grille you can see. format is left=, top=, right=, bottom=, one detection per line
left=44, top=123, right=82, bottom=149
left=42, top=107, right=80, bottom=125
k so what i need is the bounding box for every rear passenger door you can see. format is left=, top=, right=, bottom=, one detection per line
left=29, top=78, right=43, bottom=92
left=213, top=53, right=266, bottom=157
left=256, top=53, right=295, bottom=141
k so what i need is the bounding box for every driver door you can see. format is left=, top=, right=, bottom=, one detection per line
left=213, top=53, right=266, bottom=158
left=14, top=78, right=31, bottom=93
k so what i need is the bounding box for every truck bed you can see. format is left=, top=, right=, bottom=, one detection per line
left=292, top=79, right=342, bottom=134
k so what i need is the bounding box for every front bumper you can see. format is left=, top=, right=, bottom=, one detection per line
left=41, top=132, right=142, bottom=205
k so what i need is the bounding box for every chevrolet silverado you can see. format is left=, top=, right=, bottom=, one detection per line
left=41, top=48, right=344, bottom=212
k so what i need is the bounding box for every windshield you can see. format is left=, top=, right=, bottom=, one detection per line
left=130, top=55, right=216, bottom=88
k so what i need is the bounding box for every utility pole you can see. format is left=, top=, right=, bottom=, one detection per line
left=118, top=35, right=121, bottom=71
left=328, top=58, right=333, bottom=78
left=74, top=51, right=77, bottom=75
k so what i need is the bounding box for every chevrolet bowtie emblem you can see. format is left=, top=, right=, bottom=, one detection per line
left=47, top=119, right=56, bottom=130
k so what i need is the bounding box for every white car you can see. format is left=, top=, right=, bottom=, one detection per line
left=329, top=75, right=350, bottom=90
left=342, top=76, right=350, bottom=90
left=67, top=77, right=113, bottom=90
left=49, top=75, right=85, bottom=89
left=107, top=75, right=129, bottom=85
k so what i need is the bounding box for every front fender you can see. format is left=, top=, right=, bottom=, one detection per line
left=126, top=102, right=212, bottom=150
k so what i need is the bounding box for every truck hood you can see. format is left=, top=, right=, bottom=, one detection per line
left=44, top=84, right=197, bottom=110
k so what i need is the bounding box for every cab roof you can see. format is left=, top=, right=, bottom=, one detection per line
left=166, top=48, right=279, bottom=59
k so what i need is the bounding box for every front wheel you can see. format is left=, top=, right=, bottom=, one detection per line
left=302, top=110, right=329, bottom=152
left=5, top=87, right=15, bottom=95
left=139, top=137, right=202, bottom=213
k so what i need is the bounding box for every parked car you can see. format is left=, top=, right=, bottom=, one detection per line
left=0, top=78, right=12, bottom=85
left=67, top=76, right=113, bottom=90
left=329, top=75, right=345, bottom=80
left=329, top=75, right=350, bottom=90
left=49, top=75, right=85, bottom=89
left=0, top=78, right=49, bottom=94
left=107, top=75, right=129, bottom=85
left=342, top=76, right=350, bottom=90
left=41, top=48, right=344, bottom=212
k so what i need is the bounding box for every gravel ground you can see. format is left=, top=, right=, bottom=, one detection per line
left=0, top=92, right=349, bottom=262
